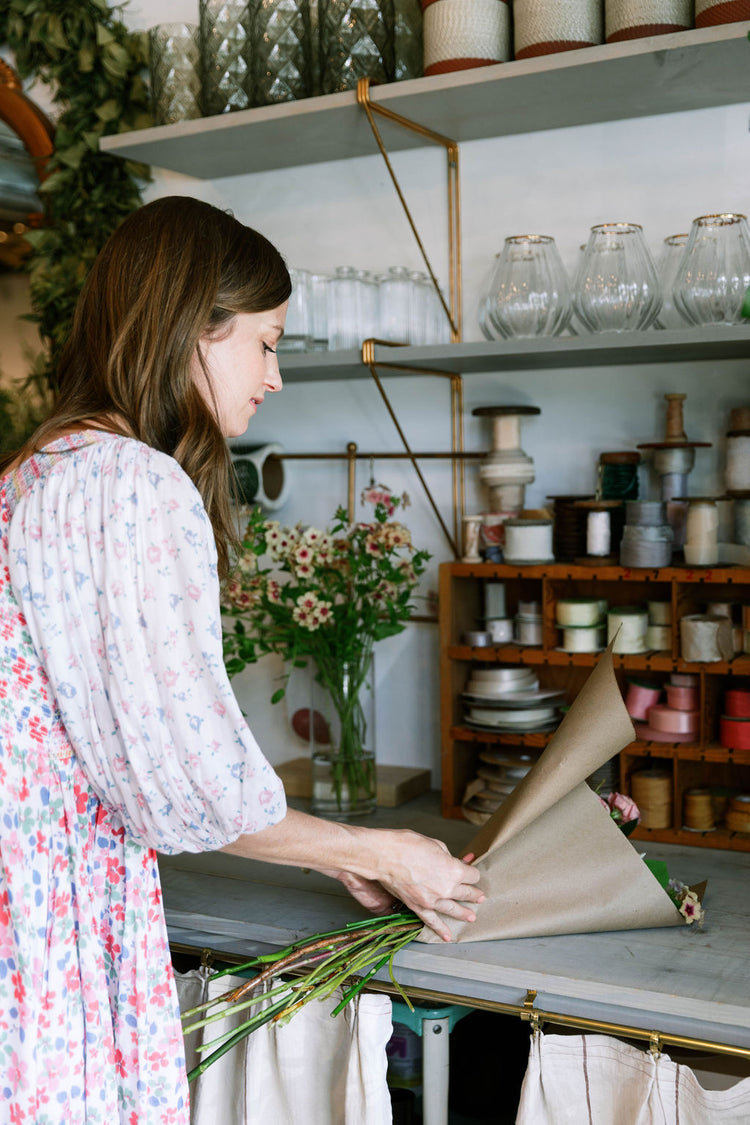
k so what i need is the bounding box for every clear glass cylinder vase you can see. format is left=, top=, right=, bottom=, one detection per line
left=573, top=222, right=661, bottom=333
left=672, top=212, right=750, bottom=327
left=310, top=655, right=376, bottom=818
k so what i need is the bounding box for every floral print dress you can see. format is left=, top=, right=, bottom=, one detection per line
left=0, top=432, right=286, bottom=1123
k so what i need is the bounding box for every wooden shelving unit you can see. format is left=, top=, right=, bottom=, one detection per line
left=439, top=561, right=750, bottom=851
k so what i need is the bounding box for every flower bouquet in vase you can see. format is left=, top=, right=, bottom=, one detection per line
left=222, top=488, right=429, bottom=817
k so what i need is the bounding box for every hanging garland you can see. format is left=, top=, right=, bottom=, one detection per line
left=0, top=0, right=152, bottom=388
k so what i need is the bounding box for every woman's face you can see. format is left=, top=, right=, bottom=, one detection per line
left=192, top=302, right=287, bottom=437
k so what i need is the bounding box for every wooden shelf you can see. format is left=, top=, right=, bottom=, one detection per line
left=101, top=24, right=750, bottom=177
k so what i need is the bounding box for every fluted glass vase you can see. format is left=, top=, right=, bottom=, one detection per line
left=310, top=655, right=376, bottom=818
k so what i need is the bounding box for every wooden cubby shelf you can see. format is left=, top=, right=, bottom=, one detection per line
left=439, top=561, right=750, bottom=850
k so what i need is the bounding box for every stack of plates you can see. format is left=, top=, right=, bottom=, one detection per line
left=462, top=666, right=564, bottom=732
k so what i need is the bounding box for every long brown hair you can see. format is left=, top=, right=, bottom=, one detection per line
left=13, top=195, right=291, bottom=579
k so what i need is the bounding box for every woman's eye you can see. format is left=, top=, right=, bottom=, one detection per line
left=263, top=343, right=276, bottom=355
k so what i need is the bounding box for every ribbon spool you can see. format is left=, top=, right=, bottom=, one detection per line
left=679, top=614, right=734, bottom=663
left=232, top=442, right=290, bottom=510
left=726, top=794, right=750, bottom=834
left=474, top=405, right=541, bottom=514
left=665, top=683, right=699, bottom=711
left=719, top=715, right=750, bottom=751
left=503, top=518, right=554, bottom=564
left=573, top=499, right=624, bottom=564
left=483, top=580, right=507, bottom=619
left=462, top=630, right=492, bottom=647
left=605, top=0, right=693, bottom=42
left=555, top=597, right=606, bottom=627
left=516, top=613, right=544, bottom=645
left=560, top=624, right=605, bottom=653
left=646, top=624, right=671, bottom=651
left=648, top=600, right=671, bottom=626
left=733, top=497, right=750, bottom=546
left=599, top=450, right=640, bottom=501
left=696, top=0, right=750, bottom=28
left=487, top=617, right=513, bottom=643
left=684, top=498, right=719, bottom=567
left=423, top=0, right=511, bottom=75
left=637, top=394, right=711, bottom=517
left=631, top=768, right=672, bottom=829
left=619, top=521, right=673, bottom=569
left=647, top=703, right=700, bottom=738
left=625, top=680, right=662, bottom=720
left=607, top=605, right=649, bottom=653
left=683, top=789, right=715, bottom=832
left=547, top=494, right=593, bottom=562
left=512, top=0, right=603, bottom=58
left=670, top=671, right=699, bottom=687
left=725, top=688, right=750, bottom=717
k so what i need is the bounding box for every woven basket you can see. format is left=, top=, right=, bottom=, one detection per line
left=513, top=0, right=603, bottom=60
left=695, top=0, right=750, bottom=24
left=605, top=0, right=693, bottom=41
left=423, top=0, right=511, bottom=75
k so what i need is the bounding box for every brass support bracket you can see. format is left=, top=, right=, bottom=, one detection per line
left=520, top=988, right=543, bottom=1035
left=356, top=76, right=462, bottom=343
left=362, top=339, right=464, bottom=557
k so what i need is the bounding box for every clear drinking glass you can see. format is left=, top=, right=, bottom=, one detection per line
left=149, top=23, right=203, bottom=125
left=672, top=213, right=750, bottom=327
left=378, top=266, right=411, bottom=343
left=278, top=267, right=312, bottom=352
left=310, top=273, right=329, bottom=350
left=408, top=270, right=430, bottom=345
left=655, top=233, right=689, bottom=329
left=355, top=269, right=379, bottom=340
left=487, top=234, right=572, bottom=338
left=327, top=266, right=360, bottom=350
left=574, top=222, right=661, bottom=333
left=199, top=1, right=251, bottom=115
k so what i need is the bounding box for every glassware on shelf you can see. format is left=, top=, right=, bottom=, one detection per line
left=487, top=234, right=573, bottom=339
left=355, top=269, right=379, bottom=340
left=278, top=267, right=312, bottom=352
left=408, top=270, right=431, bottom=345
left=149, top=23, right=203, bottom=125
left=318, top=0, right=396, bottom=93
left=394, top=0, right=424, bottom=80
left=655, top=233, right=689, bottom=329
left=199, top=1, right=251, bottom=115
left=573, top=222, right=661, bottom=333
left=672, top=213, right=750, bottom=328
left=309, top=273, right=329, bottom=350
left=379, top=266, right=412, bottom=343
left=253, top=0, right=316, bottom=105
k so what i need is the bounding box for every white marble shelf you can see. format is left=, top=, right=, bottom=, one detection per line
left=160, top=793, right=750, bottom=1052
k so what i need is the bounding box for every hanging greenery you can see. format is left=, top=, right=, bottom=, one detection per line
left=0, top=0, right=152, bottom=388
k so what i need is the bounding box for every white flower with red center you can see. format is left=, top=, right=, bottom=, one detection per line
left=295, top=544, right=315, bottom=567
left=679, top=890, right=704, bottom=926
left=266, top=580, right=282, bottom=604
left=312, top=601, right=333, bottom=626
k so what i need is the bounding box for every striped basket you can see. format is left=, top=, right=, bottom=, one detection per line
left=695, top=0, right=750, bottom=23
left=605, top=0, right=693, bottom=41
left=423, top=0, right=511, bottom=75
left=513, top=0, right=603, bottom=60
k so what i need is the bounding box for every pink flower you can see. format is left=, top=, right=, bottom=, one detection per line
left=609, top=792, right=640, bottom=823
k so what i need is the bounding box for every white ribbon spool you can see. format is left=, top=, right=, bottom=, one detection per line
left=232, top=441, right=290, bottom=511
left=685, top=500, right=719, bottom=566
left=555, top=598, right=605, bottom=627
left=607, top=606, right=649, bottom=653
left=561, top=624, right=605, bottom=652
left=734, top=498, right=750, bottom=547
left=424, top=0, right=511, bottom=75
left=727, top=435, right=750, bottom=492
left=586, top=508, right=612, bottom=556
left=503, top=518, right=554, bottom=563
left=513, top=0, right=602, bottom=57
left=646, top=624, right=671, bottom=651
left=605, top=0, right=693, bottom=40
left=484, top=581, right=507, bottom=618
left=648, top=600, right=672, bottom=625
left=680, top=614, right=734, bottom=663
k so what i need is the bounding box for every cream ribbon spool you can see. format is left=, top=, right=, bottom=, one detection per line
left=607, top=606, right=649, bottom=653
left=555, top=598, right=605, bottom=627
left=631, top=769, right=672, bottom=829
left=586, top=509, right=612, bottom=556
left=726, top=434, right=750, bottom=492
left=679, top=614, right=734, bottom=663
left=516, top=615, right=544, bottom=645
left=513, top=0, right=602, bottom=55
left=605, top=0, right=692, bottom=38
left=503, top=519, right=554, bottom=563
left=424, top=0, right=511, bottom=72
left=467, top=704, right=556, bottom=726
left=484, top=580, right=507, bottom=619
left=683, top=788, right=715, bottom=831
left=685, top=500, right=719, bottom=553
left=648, top=600, right=671, bottom=626
left=646, top=624, right=671, bottom=651
left=561, top=624, right=605, bottom=652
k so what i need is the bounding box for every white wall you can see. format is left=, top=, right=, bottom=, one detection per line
left=11, top=2, right=750, bottom=779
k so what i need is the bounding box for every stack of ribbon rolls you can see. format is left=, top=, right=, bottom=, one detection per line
left=555, top=596, right=607, bottom=653
left=719, top=685, right=750, bottom=751
left=631, top=767, right=672, bottom=829
left=632, top=671, right=700, bottom=743
left=422, top=0, right=510, bottom=76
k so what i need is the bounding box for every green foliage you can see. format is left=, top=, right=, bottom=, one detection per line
left=1, top=1, right=152, bottom=388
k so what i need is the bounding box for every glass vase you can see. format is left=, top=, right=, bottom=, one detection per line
left=199, top=0, right=252, bottom=115
left=149, top=23, right=203, bottom=125
left=573, top=222, right=661, bottom=333
left=487, top=234, right=573, bottom=338
left=672, top=213, right=750, bottom=327
left=655, top=232, right=689, bottom=329
left=318, top=0, right=396, bottom=93
left=252, top=0, right=317, bottom=105
left=310, top=655, right=376, bottom=818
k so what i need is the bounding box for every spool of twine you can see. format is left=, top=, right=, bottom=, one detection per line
left=513, top=0, right=602, bottom=58
left=683, top=788, right=715, bottom=831
left=424, top=0, right=511, bottom=74
left=599, top=451, right=640, bottom=501
left=548, top=494, right=593, bottom=561
left=726, top=794, right=750, bottom=833
left=680, top=614, right=734, bottom=663
left=696, top=0, right=750, bottom=27
left=631, top=769, right=672, bottom=829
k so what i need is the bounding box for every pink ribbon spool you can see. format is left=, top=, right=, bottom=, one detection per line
left=670, top=672, right=699, bottom=688
left=719, top=715, right=750, bottom=751
left=725, top=688, right=750, bottom=718
left=625, top=680, right=662, bottom=721
left=665, top=684, right=699, bottom=712
left=646, top=703, right=700, bottom=737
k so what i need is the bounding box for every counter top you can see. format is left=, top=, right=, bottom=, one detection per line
left=159, top=793, right=750, bottom=1052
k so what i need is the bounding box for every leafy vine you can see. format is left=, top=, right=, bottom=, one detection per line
left=1, top=0, right=152, bottom=389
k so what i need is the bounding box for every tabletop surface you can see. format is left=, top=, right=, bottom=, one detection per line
left=159, top=794, right=750, bottom=1050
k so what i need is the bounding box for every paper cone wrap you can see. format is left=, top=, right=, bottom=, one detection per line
left=420, top=648, right=682, bottom=943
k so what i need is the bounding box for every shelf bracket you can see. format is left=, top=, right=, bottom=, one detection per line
left=362, top=338, right=464, bottom=556
left=356, top=77, right=462, bottom=343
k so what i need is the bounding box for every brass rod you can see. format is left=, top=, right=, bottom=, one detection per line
left=346, top=441, right=357, bottom=522
left=269, top=451, right=482, bottom=461
left=168, top=942, right=750, bottom=1062
left=354, top=89, right=457, bottom=149
left=366, top=359, right=458, bottom=556
left=357, top=77, right=460, bottom=342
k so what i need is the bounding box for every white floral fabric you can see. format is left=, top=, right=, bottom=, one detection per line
left=0, top=431, right=286, bottom=1123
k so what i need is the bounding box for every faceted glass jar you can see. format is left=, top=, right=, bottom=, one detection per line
left=673, top=213, right=750, bottom=327
left=199, top=1, right=251, bottom=115
left=488, top=234, right=573, bottom=338
left=149, top=23, right=203, bottom=125
left=253, top=0, right=317, bottom=105
left=574, top=222, right=661, bottom=333
left=318, top=0, right=396, bottom=93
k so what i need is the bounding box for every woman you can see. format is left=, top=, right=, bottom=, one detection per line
left=0, top=195, right=482, bottom=1123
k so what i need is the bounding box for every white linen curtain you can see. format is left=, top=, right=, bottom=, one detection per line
left=516, top=1031, right=750, bottom=1125
left=175, top=969, right=393, bottom=1125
